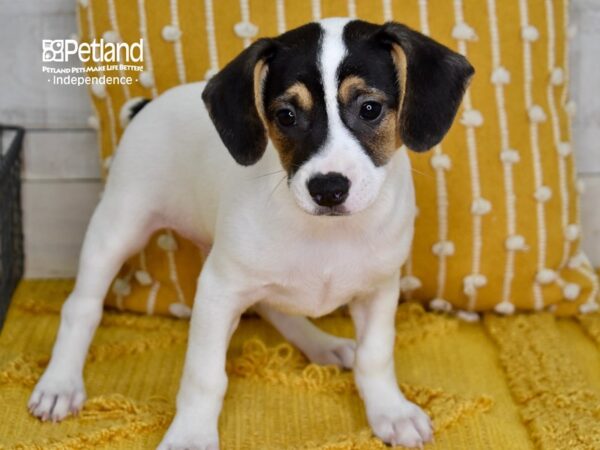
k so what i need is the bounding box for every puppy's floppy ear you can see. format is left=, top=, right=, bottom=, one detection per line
left=202, top=39, right=277, bottom=165
left=377, top=23, right=474, bottom=152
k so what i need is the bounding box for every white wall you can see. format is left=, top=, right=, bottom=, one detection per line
left=571, top=0, right=600, bottom=266
left=0, top=0, right=598, bottom=277
left=0, top=0, right=102, bottom=277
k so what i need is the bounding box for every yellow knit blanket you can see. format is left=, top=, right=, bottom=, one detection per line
left=1, top=280, right=600, bottom=449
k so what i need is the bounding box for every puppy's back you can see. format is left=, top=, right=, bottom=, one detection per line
left=100, top=82, right=237, bottom=238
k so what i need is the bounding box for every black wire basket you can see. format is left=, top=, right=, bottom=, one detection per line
left=0, top=125, right=24, bottom=330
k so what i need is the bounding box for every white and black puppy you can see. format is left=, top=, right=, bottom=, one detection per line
left=28, top=18, right=472, bottom=449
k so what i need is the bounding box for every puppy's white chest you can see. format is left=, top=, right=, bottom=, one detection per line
left=256, top=236, right=402, bottom=317
left=260, top=267, right=369, bottom=317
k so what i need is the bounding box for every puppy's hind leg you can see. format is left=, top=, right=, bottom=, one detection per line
left=254, top=304, right=355, bottom=369
left=28, top=197, right=155, bottom=422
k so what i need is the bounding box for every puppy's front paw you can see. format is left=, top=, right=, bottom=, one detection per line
left=28, top=370, right=86, bottom=422
left=158, top=414, right=219, bottom=450
left=369, top=400, right=433, bottom=448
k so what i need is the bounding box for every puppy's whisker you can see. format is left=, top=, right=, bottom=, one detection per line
left=411, top=167, right=433, bottom=179
left=253, top=169, right=285, bottom=180
left=267, top=174, right=288, bottom=205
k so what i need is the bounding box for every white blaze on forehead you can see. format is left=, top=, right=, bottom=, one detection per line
left=287, top=18, right=387, bottom=216
left=317, top=18, right=351, bottom=131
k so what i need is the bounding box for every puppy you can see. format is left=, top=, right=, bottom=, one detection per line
left=28, top=18, right=472, bottom=449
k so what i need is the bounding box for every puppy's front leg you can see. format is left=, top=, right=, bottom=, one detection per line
left=158, top=259, right=249, bottom=450
left=350, top=274, right=433, bottom=448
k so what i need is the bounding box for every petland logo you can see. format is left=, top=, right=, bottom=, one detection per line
left=42, top=39, right=143, bottom=63
left=42, top=38, right=144, bottom=86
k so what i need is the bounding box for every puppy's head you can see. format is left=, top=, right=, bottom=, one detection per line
left=203, top=18, right=473, bottom=216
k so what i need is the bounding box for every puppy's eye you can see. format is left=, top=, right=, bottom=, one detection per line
left=359, top=101, right=382, bottom=121
left=276, top=109, right=296, bottom=127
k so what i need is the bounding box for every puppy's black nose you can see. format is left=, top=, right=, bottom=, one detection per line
left=307, top=172, right=351, bottom=207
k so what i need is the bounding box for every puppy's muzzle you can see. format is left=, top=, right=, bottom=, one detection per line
left=307, top=172, right=351, bottom=209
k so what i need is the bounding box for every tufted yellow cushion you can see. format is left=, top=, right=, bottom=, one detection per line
left=8, top=279, right=600, bottom=449
left=77, top=0, right=598, bottom=317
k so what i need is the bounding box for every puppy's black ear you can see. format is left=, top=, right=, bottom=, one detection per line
left=377, top=23, right=474, bottom=152
left=202, top=39, right=277, bottom=165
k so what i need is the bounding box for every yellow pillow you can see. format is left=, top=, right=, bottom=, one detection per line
left=78, top=0, right=598, bottom=317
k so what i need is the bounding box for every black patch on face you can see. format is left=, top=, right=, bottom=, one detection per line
left=203, top=22, right=329, bottom=174
left=262, top=23, right=328, bottom=176
left=338, top=20, right=474, bottom=162
left=339, top=21, right=401, bottom=166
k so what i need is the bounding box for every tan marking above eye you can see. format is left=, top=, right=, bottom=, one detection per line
left=287, top=82, right=313, bottom=110
left=270, top=82, right=314, bottom=112
left=338, top=76, right=387, bottom=105
left=339, top=76, right=367, bottom=104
